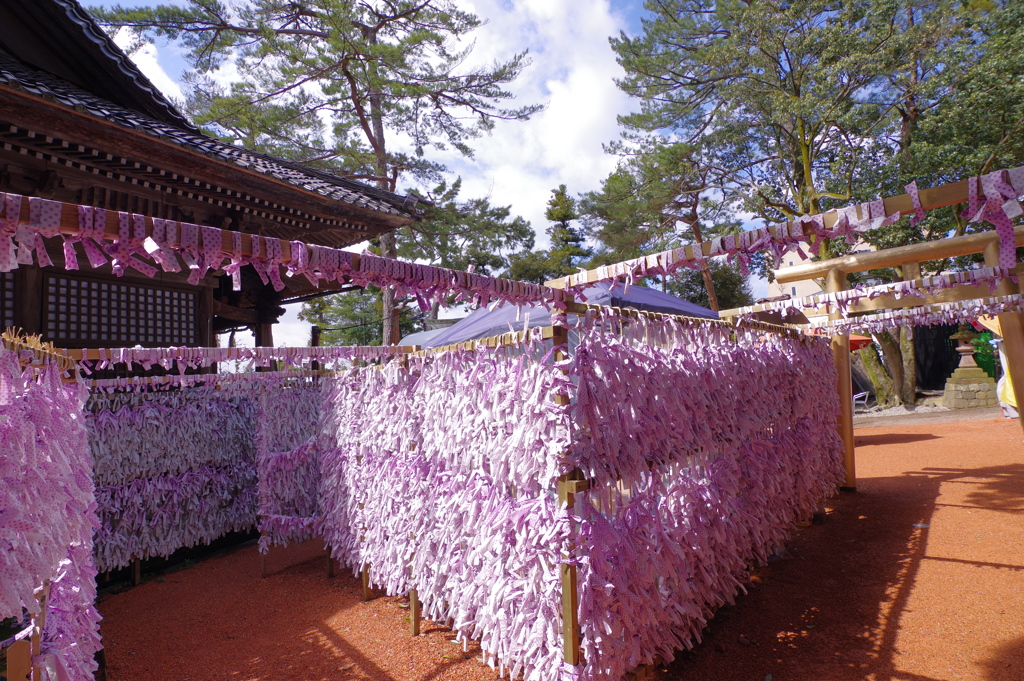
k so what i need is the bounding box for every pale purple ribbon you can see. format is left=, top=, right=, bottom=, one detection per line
left=963, top=171, right=1023, bottom=270
left=147, top=218, right=182, bottom=273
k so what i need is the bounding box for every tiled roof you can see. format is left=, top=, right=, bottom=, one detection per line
left=0, top=0, right=421, bottom=221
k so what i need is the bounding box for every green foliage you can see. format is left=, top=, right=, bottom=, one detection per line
left=396, top=179, right=534, bottom=275
left=508, top=185, right=593, bottom=283
left=973, top=331, right=997, bottom=379
left=298, top=286, right=418, bottom=347
left=665, top=260, right=754, bottom=312
left=90, top=1, right=541, bottom=343
left=91, top=0, right=541, bottom=188
left=611, top=0, right=988, bottom=259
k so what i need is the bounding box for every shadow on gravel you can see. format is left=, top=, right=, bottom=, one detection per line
left=854, top=433, right=941, bottom=446
left=660, top=461, right=1022, bottom=681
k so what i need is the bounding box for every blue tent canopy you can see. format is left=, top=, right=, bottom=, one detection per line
left=422, top=282, right=717, bottom=349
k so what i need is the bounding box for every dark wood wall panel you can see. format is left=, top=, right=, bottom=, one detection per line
left=43, top=273, right=197, bottom=347
left=1, top=271, right=14, bottom=330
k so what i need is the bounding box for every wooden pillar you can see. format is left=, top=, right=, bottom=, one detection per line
left=196, top=285, right=214, bottom=347
left=131, top=557, right=142, bottom=586
left=13, top=265, right=42, bottom=336
left=826, top=268, right=856, bottom=490
left=557, top=473, right=585, bottom=666
left=983, top=242, right=1024, bottom=433
left=255, top=322, right=274, bottom=348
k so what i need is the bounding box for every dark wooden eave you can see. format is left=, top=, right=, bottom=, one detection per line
left=0, top=84, right=417, bottom=247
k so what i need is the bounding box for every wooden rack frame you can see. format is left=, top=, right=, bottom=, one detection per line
left=544, top=169, right=1022, bottom=289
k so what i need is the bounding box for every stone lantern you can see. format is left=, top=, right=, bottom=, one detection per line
left=942, top=325, right=998, bottom=409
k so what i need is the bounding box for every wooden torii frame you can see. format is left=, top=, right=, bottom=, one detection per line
left=722, top=228, right=1024, bottom=491
left=546, top=170, right=1024, bottom=493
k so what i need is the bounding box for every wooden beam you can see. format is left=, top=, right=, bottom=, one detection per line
left=826, top=268, right=856, bottom=491
left=0, top=87, right=414, bottom=232
left=983, top=242, right=1024, bottom=435
left=211, top=299, right=260, bottom=325
left=728, top=279, right=1022, bottom=319
left=776, top=227, right=1024, bottom=284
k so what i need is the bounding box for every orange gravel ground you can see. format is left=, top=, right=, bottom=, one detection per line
left=98, top=416, right=1024, bottom=681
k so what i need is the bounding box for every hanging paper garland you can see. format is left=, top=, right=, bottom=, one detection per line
left=733, top=266, right=1018, bottom=320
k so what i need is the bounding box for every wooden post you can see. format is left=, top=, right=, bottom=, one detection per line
left=131, top=557, right=142, bottom=586
left=326, top=552, right=335, bottom=579
left=826, top=268, right=856, bottom=490
left=29, top=583, right=49, bottom=681
left=6, top=639, right=32, bottom=681
left=551, top=321, right=582, bottom=666
left=361, top=563, right=372, bottom=602
left=984, top=242, right=1024, bottom=433
left=409, top=588, right=421, bottom=636
left=260, top=550, right=268, bottom=578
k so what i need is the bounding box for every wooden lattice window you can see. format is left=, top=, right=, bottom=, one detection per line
left=1, top=271, right=13, bottom=330
left=44, top=274, right=197, bottom=346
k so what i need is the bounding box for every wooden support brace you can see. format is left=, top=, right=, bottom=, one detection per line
left=826, top=268, right=856, bottom=491
left=409, top=588, right=421, bottom=636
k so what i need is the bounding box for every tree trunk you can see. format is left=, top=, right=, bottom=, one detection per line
left=379, top=232, right=400, bottom=345
left=899, top=326, right=917, bottom=405
left=363, top=28, right=401, bottom=347
left=857, top=344, right=896, bottom=407
left=873, top=330, right=905, bottom=405
left=687, top=217, right=719, bottom=311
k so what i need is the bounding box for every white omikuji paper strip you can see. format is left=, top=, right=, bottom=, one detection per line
left=565, top=315, right=844, bottom=681
left=0, top=349, right=102, bottom=681
left=86, top=384, right=260, bottom=571
left=255, top=381, right=324, bottom=553
left=317, top=347, right=575, bottom=681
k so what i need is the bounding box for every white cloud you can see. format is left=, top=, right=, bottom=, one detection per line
left=426, top=0, right=636, bottom=246
left=113, top=28, right=185, bottom=103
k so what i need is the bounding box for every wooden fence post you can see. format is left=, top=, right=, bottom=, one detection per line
left=409, top=588, right=421, bottom=636
left=361, top=563, right=372, bottom=602
left=826, top=268, right=856, bottom=490
left=551, top=322, right=584, bottom=666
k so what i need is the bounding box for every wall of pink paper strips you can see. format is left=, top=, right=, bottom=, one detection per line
left=0, top=349, right=102, bottom=681
left=255, top=380, right=324, bottom=553
left=312, top=317, right=843, bottom=681
left=43, top=315, right=841, bottom=681
left=567, top=315, right=844, bottom=681
left=87, top=385, right=260, bottom=572
left=87, top=377, right=331, bottom=569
